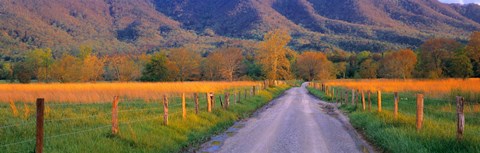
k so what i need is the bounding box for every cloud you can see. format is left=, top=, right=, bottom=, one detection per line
left=439, top=0, right=480, bottom=4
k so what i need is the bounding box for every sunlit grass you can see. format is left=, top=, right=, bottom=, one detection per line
left=322, top=79, right=480, bottom=98
left=0, top=81, right=259, bottom=103
left=308, top=86, right=480, bottom=153
left=0, top=85, right=289, bottom=152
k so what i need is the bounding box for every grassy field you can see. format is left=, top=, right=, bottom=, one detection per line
left=308, top=81, right=480, bottom=153
left=0, top=82, right=260, bottom=103
left=322, top=79, right=480, bottom=98
left=0, top=83, right=290, bottom=152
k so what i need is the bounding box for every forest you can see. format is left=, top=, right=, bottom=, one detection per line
left=0, top=30, right=479, bottom=83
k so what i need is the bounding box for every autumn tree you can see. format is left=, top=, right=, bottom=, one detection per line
left=167, top=48, right=201, bottom=81
left=202, top=52, right=222, bottom=81
left=212, top=47, right=243, bottom=81
left=257, top=29, right=294, bottom=80
left=466, top=31, right=480, bottom=76
left=51, top=53, right=82, bottom=83
left=418, top=38, right=461, bottom=78
left=295, top=51, right=335, bottom=81
left=80, top=55, right=104, bottom=82
left=141, top=52, right=169, bottom=82
left=26, top=48, right=54, bottom=82
left=107, top=55, right=141, bottom=82
left=335, top=62, right=347, bottom=79
left=358, top=58, right=378, bottom=78
left=379, top=49, right=417, bottom=79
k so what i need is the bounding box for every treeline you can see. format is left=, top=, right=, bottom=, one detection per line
left=0, top=30, right=479, bottom=83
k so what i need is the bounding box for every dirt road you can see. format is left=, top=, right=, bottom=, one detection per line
left=198, top=83, right=374, bottom=153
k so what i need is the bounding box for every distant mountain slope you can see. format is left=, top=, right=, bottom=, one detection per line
left=0, top=0, right=479, bottom=55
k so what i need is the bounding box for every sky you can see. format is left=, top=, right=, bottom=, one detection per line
left=439, top=0, right=480, bottom=4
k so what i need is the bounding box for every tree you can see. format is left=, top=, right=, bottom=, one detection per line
left=107, top=55, right=141, bottom=82
left=141, top=52, right=169, bottom=82
left=295, top=51, right=335, bottom=81
left=243, top=51, right=264, bottom=80
left=26, top=48, right=54, bottom=82
left=334, top=62, right=347, bottom=79
left=358, top=59, right=378, bottom=78
left=466, top=31, right=480, bottom=76
left=78, top=46, right=93, bottom=60
left=0, top=62, right=13, bottom=80
left=256, top=29, right=293, bottom=80
left=167, top=48, right=201, bottom=81
left=418, top=38, right=461, bottom=78
left=51, top=53, right=82, bottom=83
left=13, top=61, right=34, bottom=83
left=448, top=50, right=473, bottom=78
left=379, top=49, right=417, bottom=79
left=213, top=47, right=243, bottom=81
left=81, top=54, right=105, bottom=82
left=202, top=52, right=222, bottom=81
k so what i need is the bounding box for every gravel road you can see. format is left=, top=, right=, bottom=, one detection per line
left=198, top=83, right=374, bottom=153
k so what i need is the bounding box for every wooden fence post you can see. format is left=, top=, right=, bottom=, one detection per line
left=368, top=91, right=372, bottom=111
left=394, top=92, right=399, bottom=120
left=182, top=93, right=186, bottom=119
left=35, top=98, right=45, bottom=153
left=112, top=96, right=119, bottom=135
left=377, top=91, right=382, bottom=112
left=457, top=96, right=465, bottom=140
left=163, top=95, right=169, bottom=126
left=362, top=90, right=366, bottom=111
left=351, top=89, right=355, bottom=105
left=264, top=80, right=267, bottom=89
left=244, top=89, right=247, bottom=99
left=194, top=93, right=199, bottom=114
left=206, top=93, right=211, bottom=112
left=253, top=86, right=256, bottom=96
left=225, top=92, right=230, bottom=109
left=416, top=94, right=424, bottom=131
left=219, top=96, right=224, bottom=108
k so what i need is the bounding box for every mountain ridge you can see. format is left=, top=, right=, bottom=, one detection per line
left=0, top=0, right=479, bottom=55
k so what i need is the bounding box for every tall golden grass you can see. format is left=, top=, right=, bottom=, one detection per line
left=0, top=82, right=258, bottom=103
left=323, top=78, right=480, bottom=97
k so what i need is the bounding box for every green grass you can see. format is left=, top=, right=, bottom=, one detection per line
left=0, top=85, right=290, bottom=153
left=307, top=87, right=480, bottom=153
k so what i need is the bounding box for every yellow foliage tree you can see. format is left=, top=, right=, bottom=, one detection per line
left=207, top=47, right=243, bottom=81
left=257, top=29, right=294, bottom=80
left=168, top=48, right=201, bottom=81
left=296, top=51, right=335, bottom=81
left=81, top=55, right=105, bottom=82
left=51, top=53, right=82, bottom=82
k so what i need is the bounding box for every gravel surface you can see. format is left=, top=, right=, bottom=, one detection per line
left=198, top=83, right=374, bottom=153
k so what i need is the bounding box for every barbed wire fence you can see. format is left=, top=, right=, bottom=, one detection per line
left=308, top=82, right=472, bottom=140
left=0, top=83, right=276, bottom=152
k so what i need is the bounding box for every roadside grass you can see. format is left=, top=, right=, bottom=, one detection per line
left=307, top=86, right=480, bottom=153
left=0, top=85, right=290, bottom=153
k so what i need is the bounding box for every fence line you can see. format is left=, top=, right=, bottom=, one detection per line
left=1, top=84, right=269, bottom=151
left=0, top=121, right=36, bottom=129
left=0, top=138, right=35, bottom=148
